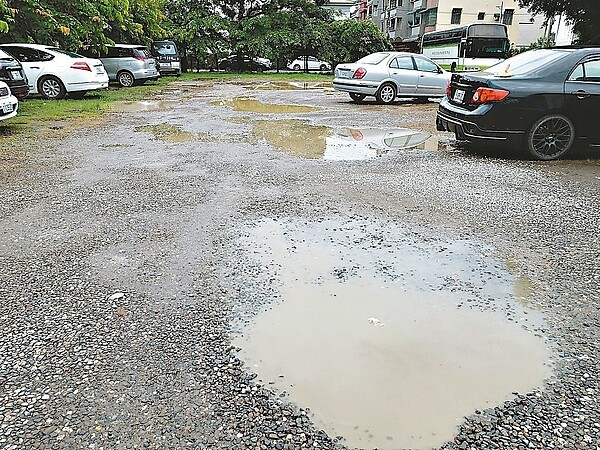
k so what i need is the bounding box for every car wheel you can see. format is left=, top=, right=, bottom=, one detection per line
left=293, top=64, right=301, bottom=71
left=349, top=93, right=366, bottom=102
left=376, top=83, right=396, bottom=104
left=320, top=64, right=328, bottom=71
left=38, top=76, right=66, bottom=100
left=117, top=71, right=135, bottom=87
left=68, top=90, right=88, bottom=99
left=526, top=114, right=575, bottom=160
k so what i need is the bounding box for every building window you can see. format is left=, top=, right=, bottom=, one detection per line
left=477, top=12, right=485, bottom=20
left=424, top=8, right=437, bottom=26
left=502, top=9, right=514, bottom=25
left=390, top=0, right=397, bottom=8
left=390, top=17, right=396, bottom=30
left=451, top=8, right=462, bottom=25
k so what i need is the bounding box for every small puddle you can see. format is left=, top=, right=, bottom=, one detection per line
left=253, top=119, right=432, bottom=159
left=249, top=81, right=331, bottom=91
left=112, top=100, right=177, bottom=113
left=211, top=97, right=319, bottom=114
left=134, top=124, right=194, bottom=142
left=232, top=218, right=551, bottom=450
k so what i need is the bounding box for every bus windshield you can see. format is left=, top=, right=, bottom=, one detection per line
left=467, top=38, right=509, bottom=58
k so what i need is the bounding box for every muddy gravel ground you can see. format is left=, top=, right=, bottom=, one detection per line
left=0, top=79, right=598, bottom=450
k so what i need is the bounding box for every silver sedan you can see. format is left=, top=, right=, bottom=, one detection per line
left=333, top=51, right=452, bottom=104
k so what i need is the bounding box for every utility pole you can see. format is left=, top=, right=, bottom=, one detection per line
left=497, top=1, right=504, bottom=23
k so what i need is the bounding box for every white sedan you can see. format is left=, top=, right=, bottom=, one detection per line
left=288, top=56, right=331, bottom=71
left=333, top=51, right=451, bottom=104
left=0, top=43, right=108, bottom=99
left=0, top=80, right=18, bottom=121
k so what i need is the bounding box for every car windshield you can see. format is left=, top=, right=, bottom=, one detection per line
left=486, top=49, right=570, bottom=76
left=356, top=53, right=390, bottom=65
left=47, top=48, right=84, bottom=58
left=152, top=42, right=177, bottom=55
left=0, top=49, right=13, bottom=59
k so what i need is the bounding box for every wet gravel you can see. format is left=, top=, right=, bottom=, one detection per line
left=1, top=80, right=599, bottom=450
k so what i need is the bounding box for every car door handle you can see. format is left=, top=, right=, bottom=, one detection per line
left=574, top=89, right=590, bottom=99
left=30, top=66, right=40, bottom=69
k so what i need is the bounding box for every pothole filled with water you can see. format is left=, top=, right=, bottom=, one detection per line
left=253, top=119, right=435, bottom=160
left=134, top=124, right=194, bottom=142
left=211, top=97, right=319, bottom=114
left=231, top=218, right=551, bottom=450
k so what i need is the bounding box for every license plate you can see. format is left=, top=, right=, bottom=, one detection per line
left=453, top=89, right=465, bottom=103
left=10, top=71, right=23, bottom=80
left=162, top=62, right=170, bottom=67
left=3, top=103, right=13, bottom=113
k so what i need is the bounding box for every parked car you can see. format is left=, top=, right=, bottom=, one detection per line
left=0, top=43, right=108, bottom=99
left=0, top=44, right=108, bottom=99
left=0, top=80, right=18, bottom=121
left=288, top=56, right=331, bottom=71
left=151, top=40, right=181, bottom=76
left=437, top=47, right=600, bottom=160
left=80, top=44, right=159, bottom=87
left=0, top=48, right=29, bottom=99
left=218, top=54, right=271, bottom=72
left=333, top=51, right=451, bottom=104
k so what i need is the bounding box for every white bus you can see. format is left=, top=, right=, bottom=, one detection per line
left=421, top=23, right=510, bottom=72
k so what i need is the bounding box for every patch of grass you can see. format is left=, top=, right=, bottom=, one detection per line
left=178, top=71, right=332, bottom=83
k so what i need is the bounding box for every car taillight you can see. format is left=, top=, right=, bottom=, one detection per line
left=70, top=61, right=91, bottom=71
left=446, top=81, right=452, bottom=97
left=353, top=67, right=367, bottom=79
left=134, top=55, right=145, bottom=61
left=471, top=87, right=509, bottom=104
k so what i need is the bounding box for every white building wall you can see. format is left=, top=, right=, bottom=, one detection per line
left=433, top=0, right=546, bottom=48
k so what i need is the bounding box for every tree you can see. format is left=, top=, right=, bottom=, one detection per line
left=324, top=19, right=392, bottom=68
left=518, top=0, right=600, bottom=45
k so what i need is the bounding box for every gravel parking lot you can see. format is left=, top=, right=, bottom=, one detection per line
left=0, top=79, right=598, bottom=450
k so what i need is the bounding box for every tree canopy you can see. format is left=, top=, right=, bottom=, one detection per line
left=0, top=0, right=393, bottom=68
left=518, top=0, right=599, bottom=45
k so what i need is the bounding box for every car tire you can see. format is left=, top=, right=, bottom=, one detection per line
left=526, top=114, right=575, bottom=161
left=320, top=64, right=328, bottom=71
left=349, top=93, right=366, bottom=102
left=68, top=91, right=88, bottom=99
left=293, top=64, right=301, bottom=71
left=376, top=83, right=396, bottom=104
left=38, top=76, right=66, bottom=100
left=117, top=71, right=135, bottom=87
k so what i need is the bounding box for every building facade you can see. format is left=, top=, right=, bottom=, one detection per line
left=364, top=0, right=551, bottom=51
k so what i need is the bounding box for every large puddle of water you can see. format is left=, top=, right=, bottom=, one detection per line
left=211, top=97, right=319, bottom=114
left=232, top=218, right=551, bottom=450
left=112, top=100, right=178, bottom=113
left=253, top=119, right=434, bottom=159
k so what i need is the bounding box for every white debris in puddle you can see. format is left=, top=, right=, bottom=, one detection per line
left=368, top=317, right=385, bottom=327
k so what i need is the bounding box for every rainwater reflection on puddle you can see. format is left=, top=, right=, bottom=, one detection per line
left=253, top=119, right=435, bottom=160
left=111, top=100, right=177, bottom=113
left=211, top=97, right=319, bottom=114
left=232, top=218, right=551, bottom=450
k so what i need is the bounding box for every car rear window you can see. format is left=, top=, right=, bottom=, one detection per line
left=47, top=48, right=85, bottom=58
left=133, top=48, right=151, bottom=58
left=356, top=53, right=390, bottom=65
left=152, top=42, right=177, bottom=55
left=486, top=49, right=570, bottom=76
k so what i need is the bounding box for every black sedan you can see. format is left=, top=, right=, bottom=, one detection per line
left=218, top=54, right=270, bottom=72
left=0, top=48, right=29, bottom=100
left=436, top=48, right=600, bottom=160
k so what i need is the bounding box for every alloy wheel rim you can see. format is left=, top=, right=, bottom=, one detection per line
left=43, top=79, right=61, bottom=98
left=120, top=73, right=133, bottom=86
left=532, top=117, right=572, bottom=157
left=381, top=86, right=394, bottom=103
